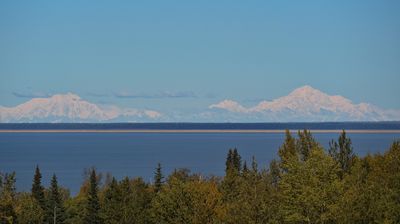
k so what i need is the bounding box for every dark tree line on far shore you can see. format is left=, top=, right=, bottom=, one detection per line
left=1, top=130, right=399, bottom=223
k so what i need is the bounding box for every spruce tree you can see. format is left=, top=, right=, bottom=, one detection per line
left=296, top=129, right=318, bottom=161
left=329, top=130, right=355, bottom=178
left=242, top=161, right=249, bottom=174
left=31, top=165, right=46, bottom=211
left=48, top=174, right=66, bottom=224
left=251, top=156, right=258, bottom=173
left=225, top=148, right=242, bottom=176
left=225, top=149, right=233, bottom=174
left=269, top=159, right=280, bottom=187
left=154, top=163, right=164, bottom=193
left=84, top=169, right=102, bottom=224
left=278, top=130, right=298, bottom=172
left=102, top=177, right=122, bottom=223
left=233, top=148, right=242, bottom=172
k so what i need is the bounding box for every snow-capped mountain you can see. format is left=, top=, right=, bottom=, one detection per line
left=209, top=85, right=400, bottom=122
left=1, top=87, right=399, bottom=122
left=0, top=93, right=161, bottom=122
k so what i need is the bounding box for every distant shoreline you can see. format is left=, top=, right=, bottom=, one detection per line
left=1, top=129, right=400, bottom=133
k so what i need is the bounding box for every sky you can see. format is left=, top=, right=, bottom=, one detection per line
left=1, top=0, right=400, bottom=114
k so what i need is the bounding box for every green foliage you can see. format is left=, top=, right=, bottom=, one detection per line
left=6, top=131, right=400, bottom=224
left=101, top=178, right=121, bottom=224
left=83, top=169, right=102, bottom=224
left=225, top=148, right=241, bottom=176
left=0, top=172, right=17, bottom=224
left=334, top=141, right=400, bottom=223
left=47, top=174, right=66, bottom=224
left=64, top=194, right=86, bottom=224
left=329, top=130, right=356, bottom=178
left=278, top=130, right=298, bottom=172
left=15, top=193, right=44, bottom=224
left=154, top=163, right=164, bottom=193
left=269, top=159, right=280, bottom=187
left=278, top=146, right=341, bottom=223
left=31, top=166, right=46, bottom=211
left=296, top=129, right=319, bottom=161
left=150, top=175, right=225, bottom=224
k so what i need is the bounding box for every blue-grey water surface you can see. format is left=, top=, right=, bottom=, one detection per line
left=1, top=132, right=399, bottom=195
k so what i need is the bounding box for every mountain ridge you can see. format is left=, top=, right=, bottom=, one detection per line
left=208, top=86, right=399, bottom=122
left=0, top=93, right=161, bottom=122
left=1, top=86, right=399, bottom=122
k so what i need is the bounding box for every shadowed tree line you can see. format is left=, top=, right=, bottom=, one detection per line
left=1, top=130, right=399, bottom=223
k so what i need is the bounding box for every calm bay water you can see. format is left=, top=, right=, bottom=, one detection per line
left=1, top=131, right=399, bottom=194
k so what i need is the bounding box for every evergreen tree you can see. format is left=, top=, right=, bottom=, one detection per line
left=154, top=163, right=164, bottom=193
left=269, top=159, right=280, bottom=187
left=232, top=148, right=242, bottom=172
left=329, top=130, right=355, bottom=178
left=225, top=149, right=233, bottom=174
left=296, top=129, right=318, bottom=161
left=84, top=169, right=102, bottom=224
left=224, top=148, right=242, bottom=180
left=278, top=130, right=298, bottom=172
left=31, top=166, right=46, bottom=211
left=102, top=177, right=122, bottom=224
left=242, top=161, right=249, bottom=175
left=251, top=156, right=258, bottom=173
left=47, top=174, right=66, bottom=224
left=278, top=146, right=341, bottom=223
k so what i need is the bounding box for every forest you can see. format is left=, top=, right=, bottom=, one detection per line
left=1, top=130, right=399, bottom=224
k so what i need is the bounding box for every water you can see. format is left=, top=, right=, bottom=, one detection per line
left=1, top=130, right=399, bottom=195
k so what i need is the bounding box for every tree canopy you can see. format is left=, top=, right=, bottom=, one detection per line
left=2, top=130, right=399, bottom=224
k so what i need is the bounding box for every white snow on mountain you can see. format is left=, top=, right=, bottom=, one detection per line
left=0, top=93, right=162, bottom=122
left=209, top=100, right=248, bottom=113
left=209, top=85, right=400, bottom=122
left=1, top=87, right=399, bottom=122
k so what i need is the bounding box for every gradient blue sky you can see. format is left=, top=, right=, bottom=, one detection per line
left=1, top=1, right=399, bottom=112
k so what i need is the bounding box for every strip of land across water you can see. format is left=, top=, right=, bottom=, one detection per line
left=1, top=129, right=400, bottom=133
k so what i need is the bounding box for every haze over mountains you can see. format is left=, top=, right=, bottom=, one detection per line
left=209, top=86, right=400, bottom=122
left=1, top=86, right=399, bottom=122
left=0, top=93, right=161, bottom=122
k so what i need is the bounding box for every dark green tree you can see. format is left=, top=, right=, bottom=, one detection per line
left=232, top=148, right=242, bottom=172
left=296, top=129, right=318, bottom=161
left=329, top=130, right=355, bottom=178
left=251, top=156, right=258, bottom=173
left=83, top=169, right=102, bottom=224
left=119, top=177, right=151, bottom=224
left=31, top=166, right=46, bottom=211
left=269, top=159, right=280, bottom=187
left=225, top=149, right=235, bottom=175
left=154, top=163, right=164, bottom=193
left=47, top=174, right=66, bottom=224
left=278, top=130, right=298, bottom=172
left=168, top=168, right=191, bottom=183
left=101, top=177, right=122, bottom=223
left=242, top=161, right=249, bottom=174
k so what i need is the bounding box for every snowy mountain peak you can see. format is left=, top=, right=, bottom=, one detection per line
left=289, top=85, right=323, bottom=96
left=209, top=86, right=400, bottom=122
left=0, top=93, right=161, bottom=123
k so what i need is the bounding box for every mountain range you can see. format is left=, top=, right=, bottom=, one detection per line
left=208, top=86, right=400, bottom=122
left=0, top=93, right=161, bottom=123
left=1, top=86, right=399, bottom=122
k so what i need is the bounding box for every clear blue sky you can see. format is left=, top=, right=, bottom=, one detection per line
left=1, top=0, right=399, bottom=112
